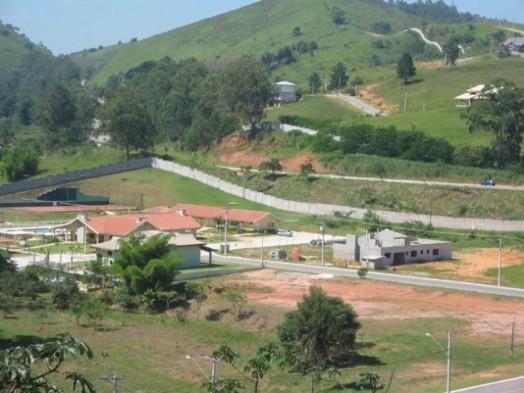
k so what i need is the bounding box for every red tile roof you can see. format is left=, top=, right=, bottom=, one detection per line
left=172, top=204, right=274, bottom=224
left=85, top=213, right=201, bottom=236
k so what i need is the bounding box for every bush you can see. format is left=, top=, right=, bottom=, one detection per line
left=357, top=268, right=368, bottom=279
left=114, top=285, right=139, bottom=311
left=3, top=146, right=39, bottom=181
left=52, top=278, right=79, bottom=310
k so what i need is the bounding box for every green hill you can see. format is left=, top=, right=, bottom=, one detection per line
left=76, top=0, right=504, bottom=87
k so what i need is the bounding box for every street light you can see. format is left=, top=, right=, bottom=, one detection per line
left=223, top=202, right=238, bottom=257
left=185, top=355, right=216, bottom=383
left=425, top=332, right=452, bottom=393
left=319, top=218, right=325, bottom=266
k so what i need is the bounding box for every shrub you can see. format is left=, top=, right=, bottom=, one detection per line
left=3, top=146, right=39, bottom=181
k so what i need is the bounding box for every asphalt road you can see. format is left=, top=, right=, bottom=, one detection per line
left=452, top=377, right=524, bottom=393
left=212, top=254, right=524, bottom=298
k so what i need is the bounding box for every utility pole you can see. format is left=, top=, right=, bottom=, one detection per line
left=320, top=218, right=325, bottom=266
left=98, top=375, right=125, bottom=393
left=426, top=332, right=452, bottom=393
left=223, top=207, right=229, bottom=257
left=404, top=92, right=408, bottom=113
left=260, top=231, right=265, bottom=268
left=511, top=317, right=516, bottom=356
left=498, top=238, right=503, bottom=287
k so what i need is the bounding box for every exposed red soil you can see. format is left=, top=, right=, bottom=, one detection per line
left=219, top=149, right=270, bottom=167
left=358, top=82, right=396, bottom=113
left=215, top=132, right=248, bottom=151
left=280, top=154, right=329, bottom=173
left=418, top=59, right=445, bottom=70
left=233, top=269, right=524, bottom=336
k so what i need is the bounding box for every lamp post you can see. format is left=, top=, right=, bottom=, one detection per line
left=319, top=218, right=325, bottom=266
left=426, top=332, right=452, bottom=393
left=223, top=202, right=237, bottom=257
left=185, top=355, right=219, bottom=384
left=260, top=231, right=265, bottom=268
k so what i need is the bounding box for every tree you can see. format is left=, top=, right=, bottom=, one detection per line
left=443, top=36, right=461, bottom=66
left=202, top=378, right=245, bottom=393
left=309, top=73, right=322, bottom=94
left=292, top=26, right=302, bottom=37
left=222, top=55, right=274, bottom=134
left=300, top=162, right=316, bottom=181
left=466, top=80, right=524, bottom=168
left=357, top=372, right=385, bottom=393
left=99, top=88, right=156, bottom=159
left=187, top=282, right=208, bottom=320
left=331, top=6, right=347, bottom=25
left=329, top=63, right=349, bottom=91
left=113, top=235, right=180, bottom=295
left=259, top=159, right=282, bottom=180
left=3, top=145, right=39, bottom=181
left=39, top=83, right=81, bottom=147
left=212, top=343, right=280, bottom=393
left=0, top=333, right=96, bottom=393
left=278, top=287, right=360, bottom=392
left=396, top=53, right=416, bottom=84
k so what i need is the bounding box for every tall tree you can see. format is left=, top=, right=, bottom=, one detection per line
left=278, top=287, right=360, bottom=392
left=3, top=145, right=39, bottom=181
left=99, top=88, right=155, bottom=159
left=186, top=74, right=239, bottom=150
left=329, top=63, right=349, bottom=91
left=466, top=80, right=524, bottom=168
left=309, top=73, right=322, bottom=94
left=222, top=55, right=274, bottom=134
left=396, top=53, right=416, bottom=84
left=39, top=83, right=77, bottom=147
left=443, top=36, right=461, bottom=66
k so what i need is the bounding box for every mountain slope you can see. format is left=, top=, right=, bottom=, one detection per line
left=75, top=0, right=425, bottom=85
left=76, top=0, right=505, bottom=87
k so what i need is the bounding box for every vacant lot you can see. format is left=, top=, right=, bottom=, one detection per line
left=2, top=271, right=524, bottom=393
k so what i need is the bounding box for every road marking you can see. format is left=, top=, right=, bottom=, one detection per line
left=451, top=376, right=524, bottom=392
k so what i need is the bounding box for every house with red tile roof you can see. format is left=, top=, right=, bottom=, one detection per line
left=170, top=203, right=279, bottom=231
left=59, top=212, right=201, bottom=244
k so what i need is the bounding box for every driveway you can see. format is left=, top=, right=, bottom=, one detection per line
left=452, top=377, right=524, bottom=393
left=209, top=231, right=343, bottom=251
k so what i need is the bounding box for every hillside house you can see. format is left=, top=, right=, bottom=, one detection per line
left=503, top=37, right=524, bottom=52
left=93, top=232, right=213, bottom=267
left=275, top=81, right=297, bottom=104
left=454, top=84, right=498, bottom=107
left=58, top=212, right=201, bottom=244
left=333, top=229, right=452, bottom=270
left=148, top=204, right=279, bottom=232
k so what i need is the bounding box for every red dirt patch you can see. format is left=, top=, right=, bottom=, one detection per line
left=233, top=269, right=524, bottom=336
left=359, top=82, right=396, bottom=113
left=215, top=132, right=248, bottom=151
left=418, top=59, right=444, bottom=70
left=280, top=154, right=328, bottom=173
left=219, top=149, right=270, bottom=167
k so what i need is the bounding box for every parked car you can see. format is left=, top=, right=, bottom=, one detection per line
left=481, top=179, right=496, bottom=186
left=277, top=229, right=293, bottom=237
left=310, top=238, right=325, bottom=246
left=270, top=249, right=288, bottom=260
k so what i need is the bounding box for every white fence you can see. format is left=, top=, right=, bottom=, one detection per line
left=152, top=158, right=524, bottom=232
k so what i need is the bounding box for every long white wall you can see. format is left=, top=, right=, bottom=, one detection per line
left=152, top=158, right=524, bottom=232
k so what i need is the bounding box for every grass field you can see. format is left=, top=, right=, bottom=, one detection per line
left=2, top=271, right=524, bottom=393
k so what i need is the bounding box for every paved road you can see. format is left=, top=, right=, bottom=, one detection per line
left=452, top=376, right=524, bottom=393
left=327, top=93, right=386, bottom=116
left=211, top=254, right=524, bottom=298
left=405, top=28, right=443, bottom=52
left=216, top=164, right=524, bottom=192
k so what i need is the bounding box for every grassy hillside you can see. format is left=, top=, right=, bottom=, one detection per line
left=268, top=55, right=524, bottom=145
left=79, top=0, right=502, bottom=86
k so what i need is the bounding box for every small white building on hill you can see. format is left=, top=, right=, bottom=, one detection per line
left=275, top=81, right=297, bottom=103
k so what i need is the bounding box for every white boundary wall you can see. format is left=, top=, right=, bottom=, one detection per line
left=152, top=158, right=524, bottom=232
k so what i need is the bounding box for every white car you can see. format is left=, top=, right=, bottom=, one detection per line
left=277, top=229, right=293, bottom=237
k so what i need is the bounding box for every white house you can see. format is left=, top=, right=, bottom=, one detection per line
left=275, top=81, right=297, bottom=103
left=333, top=229, right=452, bottom=270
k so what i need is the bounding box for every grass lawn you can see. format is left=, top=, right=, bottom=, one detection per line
left=266, top=95, right=362, bottom=123
left=1, top=277, right=523, bottom=393
left=35, top=243, right=96, bottom=255
left=486, top=265, right=524, bottom=289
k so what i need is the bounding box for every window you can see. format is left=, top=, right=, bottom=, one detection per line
left=427, top=249, right=430, bottom=254
left=384, top=253, right=391, bottom=258
left=433, top=249, right=439, bottom=256
left=420, top=250, right=423, bottom=255
left=410, top=251, right=417, bottom=257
